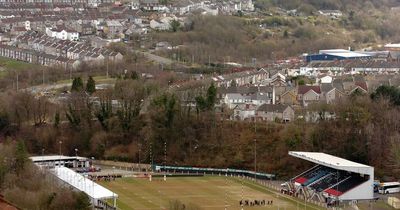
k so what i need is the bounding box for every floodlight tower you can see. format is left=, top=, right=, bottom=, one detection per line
left=163, top=139, right=167, bottom=181
left=254, top=116, right=257, bottom=180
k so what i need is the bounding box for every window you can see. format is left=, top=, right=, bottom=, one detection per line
left=385, top=185, right=400, bottom=189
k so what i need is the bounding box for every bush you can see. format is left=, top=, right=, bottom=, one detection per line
left=86, top=76, right=96, bottom=95
left=293, top=26, right=317, bottom=39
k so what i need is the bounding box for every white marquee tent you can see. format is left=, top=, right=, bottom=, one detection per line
left=53, top=166, right=118, bottom=207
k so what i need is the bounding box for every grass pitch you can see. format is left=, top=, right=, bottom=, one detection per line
left=98, top=176, right=323, bottom=210
left=0, top=56, right=38, bottom=78
left=0, top=56, right=36, bottom=70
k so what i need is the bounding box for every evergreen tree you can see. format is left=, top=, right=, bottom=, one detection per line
left=170, top=20, right=181, bottom=32
left=283, top=30, right=289, bottom=38
left=152, top=93, right=177, bottom=128
left=54, top=111, right=60, bottom=128
left=0, top=112, right=9, bottom=132
left=86, top=76, right=96, bottom=94
left=206, top=83, right=217, bottom=109
left=96, top=93, right=113, bottom=131
left=131, top=71, right=139, bottom=80
left=71, top=77, right=84, bottom=92
left=371, top=85, right=400, bottom=105
left=195, top=83, right=217, bottom=112
left=230, top=79, right=237, bottom=87
left=15, top=139, right=28, bottom=174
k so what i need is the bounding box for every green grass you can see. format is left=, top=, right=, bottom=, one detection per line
left=97, top=176, right=325, bottom=210
left=0, top=56, right=37, bottom=79
left=0, top=56, right=36, bottom=70
left=357, top=200, right=395, bottom=210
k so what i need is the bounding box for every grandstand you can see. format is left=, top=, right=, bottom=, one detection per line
left=283, top=151, right=374, bottom=205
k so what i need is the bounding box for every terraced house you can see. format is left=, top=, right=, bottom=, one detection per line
left=0, top=44, right=79, bottom=67
left=0, top=30, right=123, bottom=68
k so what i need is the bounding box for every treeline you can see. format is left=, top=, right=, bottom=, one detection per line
left=0, top=140, right=91, bottom=209
left=0, top=82, right=399, bottom=180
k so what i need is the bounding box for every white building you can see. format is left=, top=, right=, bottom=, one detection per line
left=88, top=0, right=101, bottom=7
left=232, top=104, right=256, bottom=120
left=30, top=155, right=90, bottom=168
left=223, top=92, right=273, bottom=109
left=149, top=16, right=179, bottom=31
left=240, top=0, right=254, bottom=11
left=318, top=10, right=343, bottom=18
left=25, top=20, right=31, bottom=31
left=149, top=20, right=170, bottom=30
left=131, top=0, right=140, bottom=9
left=46, top=27, right=79, bottom=41
left=318, top=75, right=333, bottom=84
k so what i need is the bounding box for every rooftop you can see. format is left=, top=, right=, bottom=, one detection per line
left=53, top=166, right=117, bottom=200
left=289, top=151, right=373, bottom=175
left=317, top=49, right=372, bottom=58
left=298, top=85, right=321, bottom=94
left=385, top=43, right=400, bottom=48
left=326, top=52, right=371, bottom=58
left=30, top=155, right=88, bottom=162
left=257, top=104, right=290, bottom=113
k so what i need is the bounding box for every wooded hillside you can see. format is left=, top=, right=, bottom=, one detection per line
left=0, top=80, right=399, bottom=180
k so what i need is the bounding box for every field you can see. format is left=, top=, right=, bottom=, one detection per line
left=98, top=176, right=323, bottom=210
left=0, top=56, right=36, bottom=70
left=357, top=199, right=396, bottom=210
left=0, top=56, right=37, bottom=78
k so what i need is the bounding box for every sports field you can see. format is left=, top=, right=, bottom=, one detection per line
left=98, top=176, right=322, bottom=210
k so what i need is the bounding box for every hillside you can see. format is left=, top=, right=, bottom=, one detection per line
left=149, top=0, right=400, bottom=66
left=254, top=0, right=400, bottom=11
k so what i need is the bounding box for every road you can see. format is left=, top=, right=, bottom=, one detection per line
left=139, top=51, right=173, bottom=65
left=134, top=50, right=189, bottom=69
left=24, top=83, right=71, bottom=94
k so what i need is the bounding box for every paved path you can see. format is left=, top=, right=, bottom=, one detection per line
left=139, top=51, right=174, bottom=65
left=24, top=83, right=71, bottom=94
left=134, top=50, right=189, bottom=68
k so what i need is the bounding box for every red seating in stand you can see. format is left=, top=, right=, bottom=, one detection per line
left=295, top=177, right=308, bottom=184
left=324, top=188, right=343, bottom=196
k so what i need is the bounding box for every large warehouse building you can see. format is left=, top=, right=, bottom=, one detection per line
left=305, top=49, right=372, bottom=62
left=284, top=151, right=374, bottom=205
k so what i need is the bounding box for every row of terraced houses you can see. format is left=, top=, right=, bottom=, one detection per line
left=0, top=30, right=123, bottom=68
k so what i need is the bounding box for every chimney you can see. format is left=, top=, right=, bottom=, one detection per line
left=272, top=86, right=276, bottom=105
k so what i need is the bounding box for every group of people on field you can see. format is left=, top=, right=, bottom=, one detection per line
left=240, top=199, right=272, bottom=206
left=89, top=175, right=117, bottom=181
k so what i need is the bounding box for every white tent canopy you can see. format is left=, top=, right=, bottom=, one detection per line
left=53, top=166, right=118, bottom=200
left=30, top=155, right=87, bottom=162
